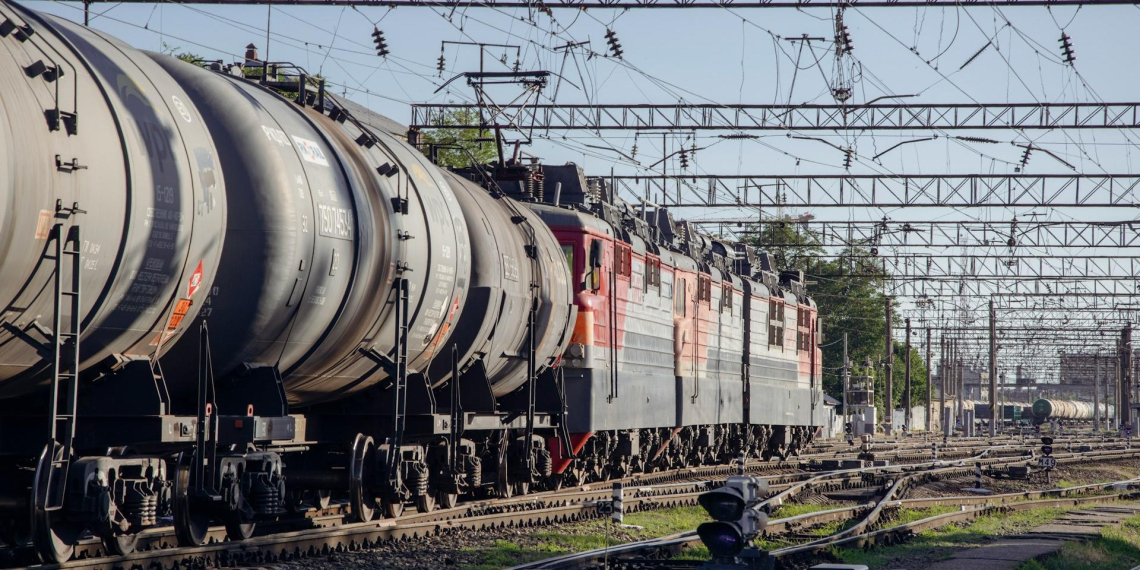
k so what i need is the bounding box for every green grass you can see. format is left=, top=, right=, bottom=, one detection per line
left=461, top=506, right=712, bottom=569
left=770, top=503, right=838, bottom=519
left=827, top=506, right=1070, bottom=567
left=1017, top=514, right=1140, bottom=570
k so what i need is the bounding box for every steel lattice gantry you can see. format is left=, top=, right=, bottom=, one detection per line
left=411, top=102, right=1140, bottom=131
left=608, top=174, right=1140, bottom=208
left=812, top=255, right=1140, bottom=280
left=884, top=279, right=1140, bottom=298
left=76, top=0, right=1140, bottom=7
left=691, top=220, right=1140, bottom=248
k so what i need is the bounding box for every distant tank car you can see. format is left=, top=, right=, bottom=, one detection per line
left=1031, top=398, right=1113, bottom=421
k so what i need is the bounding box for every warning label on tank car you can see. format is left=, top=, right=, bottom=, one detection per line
left=292, top=136, right=329, bottom=167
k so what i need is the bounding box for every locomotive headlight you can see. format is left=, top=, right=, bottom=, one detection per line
left=569, top=343, right=585, bottom=359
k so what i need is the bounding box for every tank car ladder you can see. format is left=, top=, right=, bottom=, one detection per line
left=385, top=278, right=411, bottom=491
left=42, top=210, right=83, bottom=511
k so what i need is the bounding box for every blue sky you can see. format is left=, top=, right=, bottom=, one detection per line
left=31, top=1, right=1140, bottom=188
left=26, top=0, right=1140, bottom=375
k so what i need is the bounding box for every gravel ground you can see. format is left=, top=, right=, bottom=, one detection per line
left=249, top=457, right=1140, bottom=570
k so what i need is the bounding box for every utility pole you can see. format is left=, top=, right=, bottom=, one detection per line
left=940, top=335, right=947, bottom=443
left=842, top=333, right=849, bottom=429
left=925, top=328, right=932, bottom=432
left=1116, top=338, right=1123, bottom=432
left=884, top=296, right=893, bottom=435
left=988, top=299, right=996, bottom=437
left=904, top=317, right=912, bottom=432
left=955, top=339, right=963, bottom=432
left=1124, top=324, right=1134, bottom=433
left=1094, top=353, right=1101, bottom=432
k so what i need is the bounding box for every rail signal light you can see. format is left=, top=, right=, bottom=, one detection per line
left=372, top=27, right=390, bottom=58
left=696, top=475, right=769, bottom=557
left=1041, top=436, right=1054, bottom=456
left=604, top=28, right=623, bottom=59
left=1059, top=32, right=1075, bottom=65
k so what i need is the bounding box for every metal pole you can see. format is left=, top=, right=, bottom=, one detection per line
left=904, top=317, right=912, bottom=432
left=842, top=333, right=849, bottom=430
left=925, top=328, right=932, bottom=432
left=264, top=6, right=272, bottom=70
left=956, top=339, right=963, bottom=434
left=1094, top=353, right=1101, bottom=432
left=988, top=299, right=996, bottom=437
left=940, top=335, right=947, bottom=443
left=1124, top=324, right=1134, bottom=433
left=884, top=296, right=893, bottom=434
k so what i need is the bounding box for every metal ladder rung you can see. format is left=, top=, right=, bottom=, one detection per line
left=61, top=291, right=78, bottom=297
left=62, top=249, right=80, bottom=256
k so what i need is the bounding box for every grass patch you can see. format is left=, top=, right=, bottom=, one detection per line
left=462, top=506, right=712, bottom=569
left=1018, top=513, right=1140, bottom=570
left=827, top=506, right=1071, bottom=567
left=770, top=503, right=841, bottom=519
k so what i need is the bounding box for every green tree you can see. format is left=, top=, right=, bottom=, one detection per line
left=747, top=224, right=931, bottom=419
left=419, top=106, right=497, bottom=167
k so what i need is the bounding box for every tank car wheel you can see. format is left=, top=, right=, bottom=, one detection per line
left=544, top=474, right=563, bottom=491
left=414, top=492, right=436, bottom=514
left=222, top=512, right=255, bottom=541
left=381, top=497, right=405, bottom=519
left=438, top=491, right=459, bottom=510
left=349, top=435, right=378, bottom=523
left=101, top=533, right=139, bottom=556
left=31, top=444, right=81, bottom=563
left=173, top=452, right=212, bottom=547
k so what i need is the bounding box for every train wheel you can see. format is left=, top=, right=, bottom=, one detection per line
left=222, top=511, right=255, bottom=541
left=101, top=533, right=138, bottom=556
left=437, top=491, right=458, bottom=510
left=31, top=444, right=81, bottom=563
left=382, top=497, right=405, bottom=519
left=349, top=435, right=377, bottom=523
left=173, top=452, right=211, bottom=547
left=414, top=492, right=436, bottom=514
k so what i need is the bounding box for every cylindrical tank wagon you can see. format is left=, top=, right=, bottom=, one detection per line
left=1031, top=398, right=1113, bottom=421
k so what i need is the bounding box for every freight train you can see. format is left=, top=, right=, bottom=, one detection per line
left=0, top=1, right=824, bottom=561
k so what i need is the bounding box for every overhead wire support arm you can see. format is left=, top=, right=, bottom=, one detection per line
left=411, top=102, right=1140, bottom=131
left=605, top=174, right=1140, bottom=208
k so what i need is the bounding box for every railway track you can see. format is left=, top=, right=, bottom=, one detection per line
left=0, top=436, right=1126, bottom=570
left=511, top=445, right=1140, bottom=570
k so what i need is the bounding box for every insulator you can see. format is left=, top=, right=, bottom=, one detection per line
left=437, top=54, right=446, bottom=73
left=372, top=28, right=390, bottom=58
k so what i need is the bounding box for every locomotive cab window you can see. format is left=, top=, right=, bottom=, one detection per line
left=585, top=239, right=603, bottom=291
left=562, top=245, right=574, bottom=273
